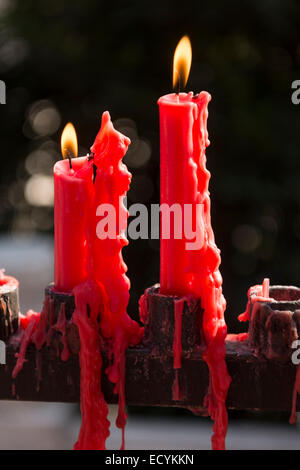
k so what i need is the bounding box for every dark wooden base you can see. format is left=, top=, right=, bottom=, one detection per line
left=2, top=338, right=299, bottom=412
left=0, top=282, right=296, bottom=415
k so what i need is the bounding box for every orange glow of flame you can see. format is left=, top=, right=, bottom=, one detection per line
left=173, top=35, right=192, bottom=90
left=61, top=122, right=78, bottom=160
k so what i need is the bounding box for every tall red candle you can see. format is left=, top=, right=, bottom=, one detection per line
left=158, top=36, right=231, bottom=450
left=159, top=91, right=203, bottom=295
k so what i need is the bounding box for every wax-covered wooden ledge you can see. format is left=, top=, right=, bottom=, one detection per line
left=0, top=282, right=298, bottom=415
left=1, top=333, right=299, bottom=412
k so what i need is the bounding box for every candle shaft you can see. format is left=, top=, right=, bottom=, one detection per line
left=54, top=157, right=90, bottom=292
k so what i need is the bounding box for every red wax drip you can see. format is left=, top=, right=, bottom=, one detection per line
left=226, top=333, right=249, bottom=343
left=138, top=294, right=148, bottom=325
left=12, top=311, right=40, bottom=379
left=72, top=280, right=110, bottom=450
left=172, top=370, right=180, bottom=401
left=69, top=112, right=143, bottom=450
left=12, top=297, right=71, bottom=380
left=239, top=279, right=273, bottom=323
left=54, top=303, right=70, bottom=362
left=186, top=93, right=231, bottom=450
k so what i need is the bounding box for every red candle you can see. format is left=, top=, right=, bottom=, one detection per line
left=159, top=36, right=193, bottom=295
left=158, top=36, right=231, bottom=450
left=159, top=91, right=206, bottom=295
left=54, top=123, right=89, bottom=292
left=14, top=113, right=142, bottom=450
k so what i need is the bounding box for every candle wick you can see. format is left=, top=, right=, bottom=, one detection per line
left=175, top=76, right=181, bottom=95
left=68, top=155, right=72, bottom=170
left=93, top=163, right=97, bottom=184
left=174, top=69, right=181, bottom=95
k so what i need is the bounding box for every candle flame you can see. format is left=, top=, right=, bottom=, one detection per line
left=61, top=122, right=78, bottom=160
left=173, top=35, right=192, bottom=91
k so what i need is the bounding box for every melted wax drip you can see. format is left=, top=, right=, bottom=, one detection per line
left=238, top=278, right=273, bottom=323
left=226, top=333, right=248, bottom=342
left=72, top=280, right=110, bottom=450
left=237, top=278, right=273, bottom=349
left=12, top=297, right=70, bottom=382
left=181, top=93, right=231, bottom=450
left=69, top=112, right=143, bottom=450
left=53, top=303, right=70, bottom=362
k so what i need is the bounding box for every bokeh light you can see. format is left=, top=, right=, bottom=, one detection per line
left=232, top=224, right=262, bottom=254
left=24, top=174, right=54, bottom=207
left=27, top=100, right=61, bottom=137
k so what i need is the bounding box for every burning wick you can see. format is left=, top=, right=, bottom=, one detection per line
left=174, top=74, right=182, bottom=95
left=66, top=152, right=73, bottom=170
left=61, top=122, right=78, bottom=170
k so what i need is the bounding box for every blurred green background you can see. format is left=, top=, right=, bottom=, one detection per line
left=0, top=0, right=300, bottom=332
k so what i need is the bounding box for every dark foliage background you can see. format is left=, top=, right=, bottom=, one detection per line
left=1, top=0, right=300, bottom=332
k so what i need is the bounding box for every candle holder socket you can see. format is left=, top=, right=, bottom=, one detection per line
left=45, top=284, right=79, bottom=354
left=248, top=285, right=300, bottom=363
left=140, top=284, right=205, bottom=356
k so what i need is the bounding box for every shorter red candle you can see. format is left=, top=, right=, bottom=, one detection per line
left=54, top=124, right=91, bottom=292
left=54, top=158, right=91, bottom=292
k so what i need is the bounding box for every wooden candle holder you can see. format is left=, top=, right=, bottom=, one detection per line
left=0, top=278, right=19, bottom=341
left=45, top=283, right=206, bottom=360
left=0, top=282, right=298, bottom=414
left=141, top=285, right=205, bottom=356
left=248, top=285, right=300, bottom=362
left=45, top=283, right=79, bottom=355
